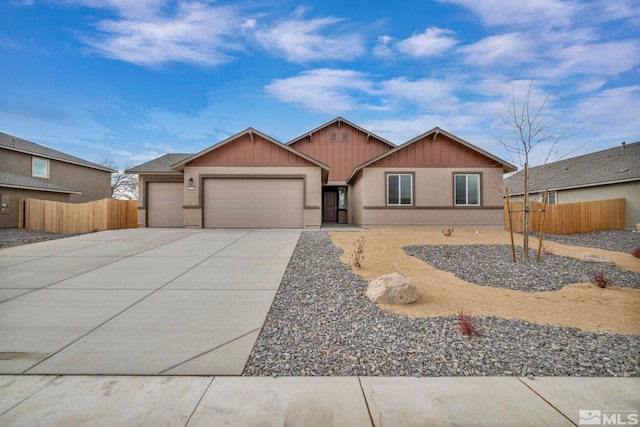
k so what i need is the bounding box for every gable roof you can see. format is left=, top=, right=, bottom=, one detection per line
left=347, top=127, right=517, bottom=182
left=0, top=132, right=115, bottom=173
left=171, top=128, right=330, bottom=171
left=505, top=141, right=640, bottom=195
left=0, top=171, right=80, bottom=194
left=286, top=116, right=396, bottom=148
left=125, top=153, right=192, bottom=174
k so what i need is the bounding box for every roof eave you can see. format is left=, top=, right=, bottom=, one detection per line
left=0, top=183, right=81, bottom=194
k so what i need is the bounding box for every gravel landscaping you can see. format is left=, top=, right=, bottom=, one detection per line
left=534, top=229, right=640, bottom=254
left=0, top=228, right=84, bottom=249
left=244, top=231, right=640, bottom=377
left=403, top=244, right=640, bottom=292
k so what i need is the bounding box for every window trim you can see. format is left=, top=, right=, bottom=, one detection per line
left=453, top=173, right=481, bottom=206
left=386, top=172, right=414, bottom=206
left=32, top=157, right=49, bottom=179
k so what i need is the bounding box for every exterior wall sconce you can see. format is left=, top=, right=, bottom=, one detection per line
left=187, top=177, right=196, bottom=191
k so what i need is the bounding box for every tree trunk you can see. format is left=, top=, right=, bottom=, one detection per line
left=523, top=162, right=530, bottom=262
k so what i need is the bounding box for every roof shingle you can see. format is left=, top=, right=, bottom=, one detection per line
left=125, top=153, right=192, bottom=174
left=505, top=141, right=640, bottom=194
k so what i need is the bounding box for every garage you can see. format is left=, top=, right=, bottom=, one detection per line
left=147, top=182, right=183, bottom=227
left=204, top=178, right=303, bottom=228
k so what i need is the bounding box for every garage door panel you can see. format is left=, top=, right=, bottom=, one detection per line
left=204, top=179, right=303, bottom=228
left=148, top=182, right=183, bottom=227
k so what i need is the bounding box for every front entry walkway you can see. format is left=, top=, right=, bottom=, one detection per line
left=0, top=228, right=300, bottom=375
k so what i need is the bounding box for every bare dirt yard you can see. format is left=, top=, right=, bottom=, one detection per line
left=330, top=228, right=640, bottom=335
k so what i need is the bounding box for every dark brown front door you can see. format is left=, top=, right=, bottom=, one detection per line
left=324, top=190, right=338, bottom=222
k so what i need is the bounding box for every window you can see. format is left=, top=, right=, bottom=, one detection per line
left=341, top=130, right=349, bottom=142
left=32, top=157, right=49, bottom=179
left=387, top=174, right=413, bottom=205
left=329, top=131, right=338, bottom=142
left=547, top=191, right=557, bottom=205
left=338, top=187, right=346, bottom=209
left=454, top=174, right=480, bottom=206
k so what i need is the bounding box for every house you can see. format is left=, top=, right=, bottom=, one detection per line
left=127, top=117, right=516, bottom=228
left=504, top=141, right=640, bottom=229
left=0, top=132, right=114, bottom=228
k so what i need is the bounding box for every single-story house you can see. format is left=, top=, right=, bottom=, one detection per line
left=127, top=117, right=516, bottom=228
left=504, top=141, right=640, bottom=229
left=0, top=132, right=114, bottom=228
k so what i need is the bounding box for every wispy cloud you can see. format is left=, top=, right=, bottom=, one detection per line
left=265, top=69, right=375, bottom=113
left=254, top=8, right=364, bottom=62
left=438, top=0, right=578, bottom=29
left=459, top=32, right=536, bottom=66
left=374, top=27, right=458, bottom=58
left=74, top=1, right=246, bottom=67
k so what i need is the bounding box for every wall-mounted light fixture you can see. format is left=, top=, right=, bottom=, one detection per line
left=187, top=177, right=196, bottom=191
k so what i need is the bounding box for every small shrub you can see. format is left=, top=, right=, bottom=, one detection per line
left=350, top=236, right=365, bottom=268
left=442, top=226, right=454, bottom=237
left=592, top=270, right=613, bottom=288
left=458, top=311, right=482, bottom=338
left=631, top=247, right=640, bottom=258
left=543, top=246, right=554, bottom=255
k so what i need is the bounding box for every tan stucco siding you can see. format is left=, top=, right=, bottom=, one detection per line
left=355, top=167, right=505, bottom=227
left=182, top=166, right=322, bottom=228
left=348, top=171, right=364, bottom=226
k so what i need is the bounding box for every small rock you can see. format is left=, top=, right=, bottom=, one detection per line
left=580, top=253, right=615, bottom=265
left=366, top=272, right=419, bottom=304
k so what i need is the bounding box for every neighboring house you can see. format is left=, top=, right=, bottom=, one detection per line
left=0, top=132, right=114, bottom=228
left=504, top=141, right=640, bottom=229
left=127, top=117, right=516, bottom=229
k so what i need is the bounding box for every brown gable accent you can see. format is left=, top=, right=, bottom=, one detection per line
left=368, top=133, right=498, bottom=168
left=290, top=122, right=393, bottom=182
left=186, top=133, right=318, bottom=168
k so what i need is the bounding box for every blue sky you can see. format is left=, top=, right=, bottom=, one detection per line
left=1, top=0, right=638, bottom=169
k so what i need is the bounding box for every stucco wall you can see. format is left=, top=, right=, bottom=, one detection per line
left=348, top=171, right=364, bottom=226
left=0, top=149, right=112, bottom=203
left=353, top=166, right=505, bottom=227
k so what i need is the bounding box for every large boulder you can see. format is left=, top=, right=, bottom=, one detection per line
left=580, top=253, right=615, bottom=265
left=366, top=272, right=419, bottom=304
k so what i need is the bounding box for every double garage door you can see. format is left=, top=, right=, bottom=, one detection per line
left=147, top=179, right=304, bottom=228
left=203, top=178, right=303, bottom=228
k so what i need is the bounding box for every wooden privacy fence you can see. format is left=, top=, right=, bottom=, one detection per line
left=504, top=198, right=625, bottom=235
left=19, top=198, right=138, bottom=234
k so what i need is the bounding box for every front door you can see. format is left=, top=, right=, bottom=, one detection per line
left=323, top=190, right=338, bottom=222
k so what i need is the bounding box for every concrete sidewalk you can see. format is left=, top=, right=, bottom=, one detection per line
left=0, top=228, right=300, bottom=375
left=1, top=375, right=638, bottom=426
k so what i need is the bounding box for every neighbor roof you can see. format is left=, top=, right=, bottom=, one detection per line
left=0, top=132, right=115, bottom=173
left=125, top=153, right=192, bottom=174
left=286, top=116, right=396, bottom=148
left=0, top=171, right=80, bottom=194
left=347, top=127, right=517, bottom=182
left=505, top=141, right=640, bottom=195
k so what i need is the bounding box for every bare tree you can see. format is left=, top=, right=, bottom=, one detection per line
left=497, top=80, right=576, bottom=262
left=99, top=156, right=139, bottom=200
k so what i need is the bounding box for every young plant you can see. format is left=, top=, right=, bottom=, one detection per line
left=592, top=270, right=613, bottom=288
left=458, top=311, right=482, bottom=338
left=349, top=236, right=366, bottom=268
left=442, top=226, right=454, bottom=237
left=542, top=246, right=554, bottom=255
left=631, top=247, right=640, bottom=258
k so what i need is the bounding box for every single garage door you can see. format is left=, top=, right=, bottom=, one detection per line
left=147, top=182, right=183, bottom=227
left=204, top=178, right=303, bottom=228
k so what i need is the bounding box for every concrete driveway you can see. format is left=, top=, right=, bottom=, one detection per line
left=0, top=228, right=300, bottom=375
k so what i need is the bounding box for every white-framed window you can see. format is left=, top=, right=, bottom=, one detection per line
left=387, top=173, right=413, bottom=206
left=338, top=187, right=346, bottom=209
left=329, top=131, right=338, bottom=142
left=341, top=130, right=350, bottom=142
left=547, top=191, right=557, bottom=205
left=32, top=157, right=49, bottom=179
left=454, top=173, right=480, bottom=206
